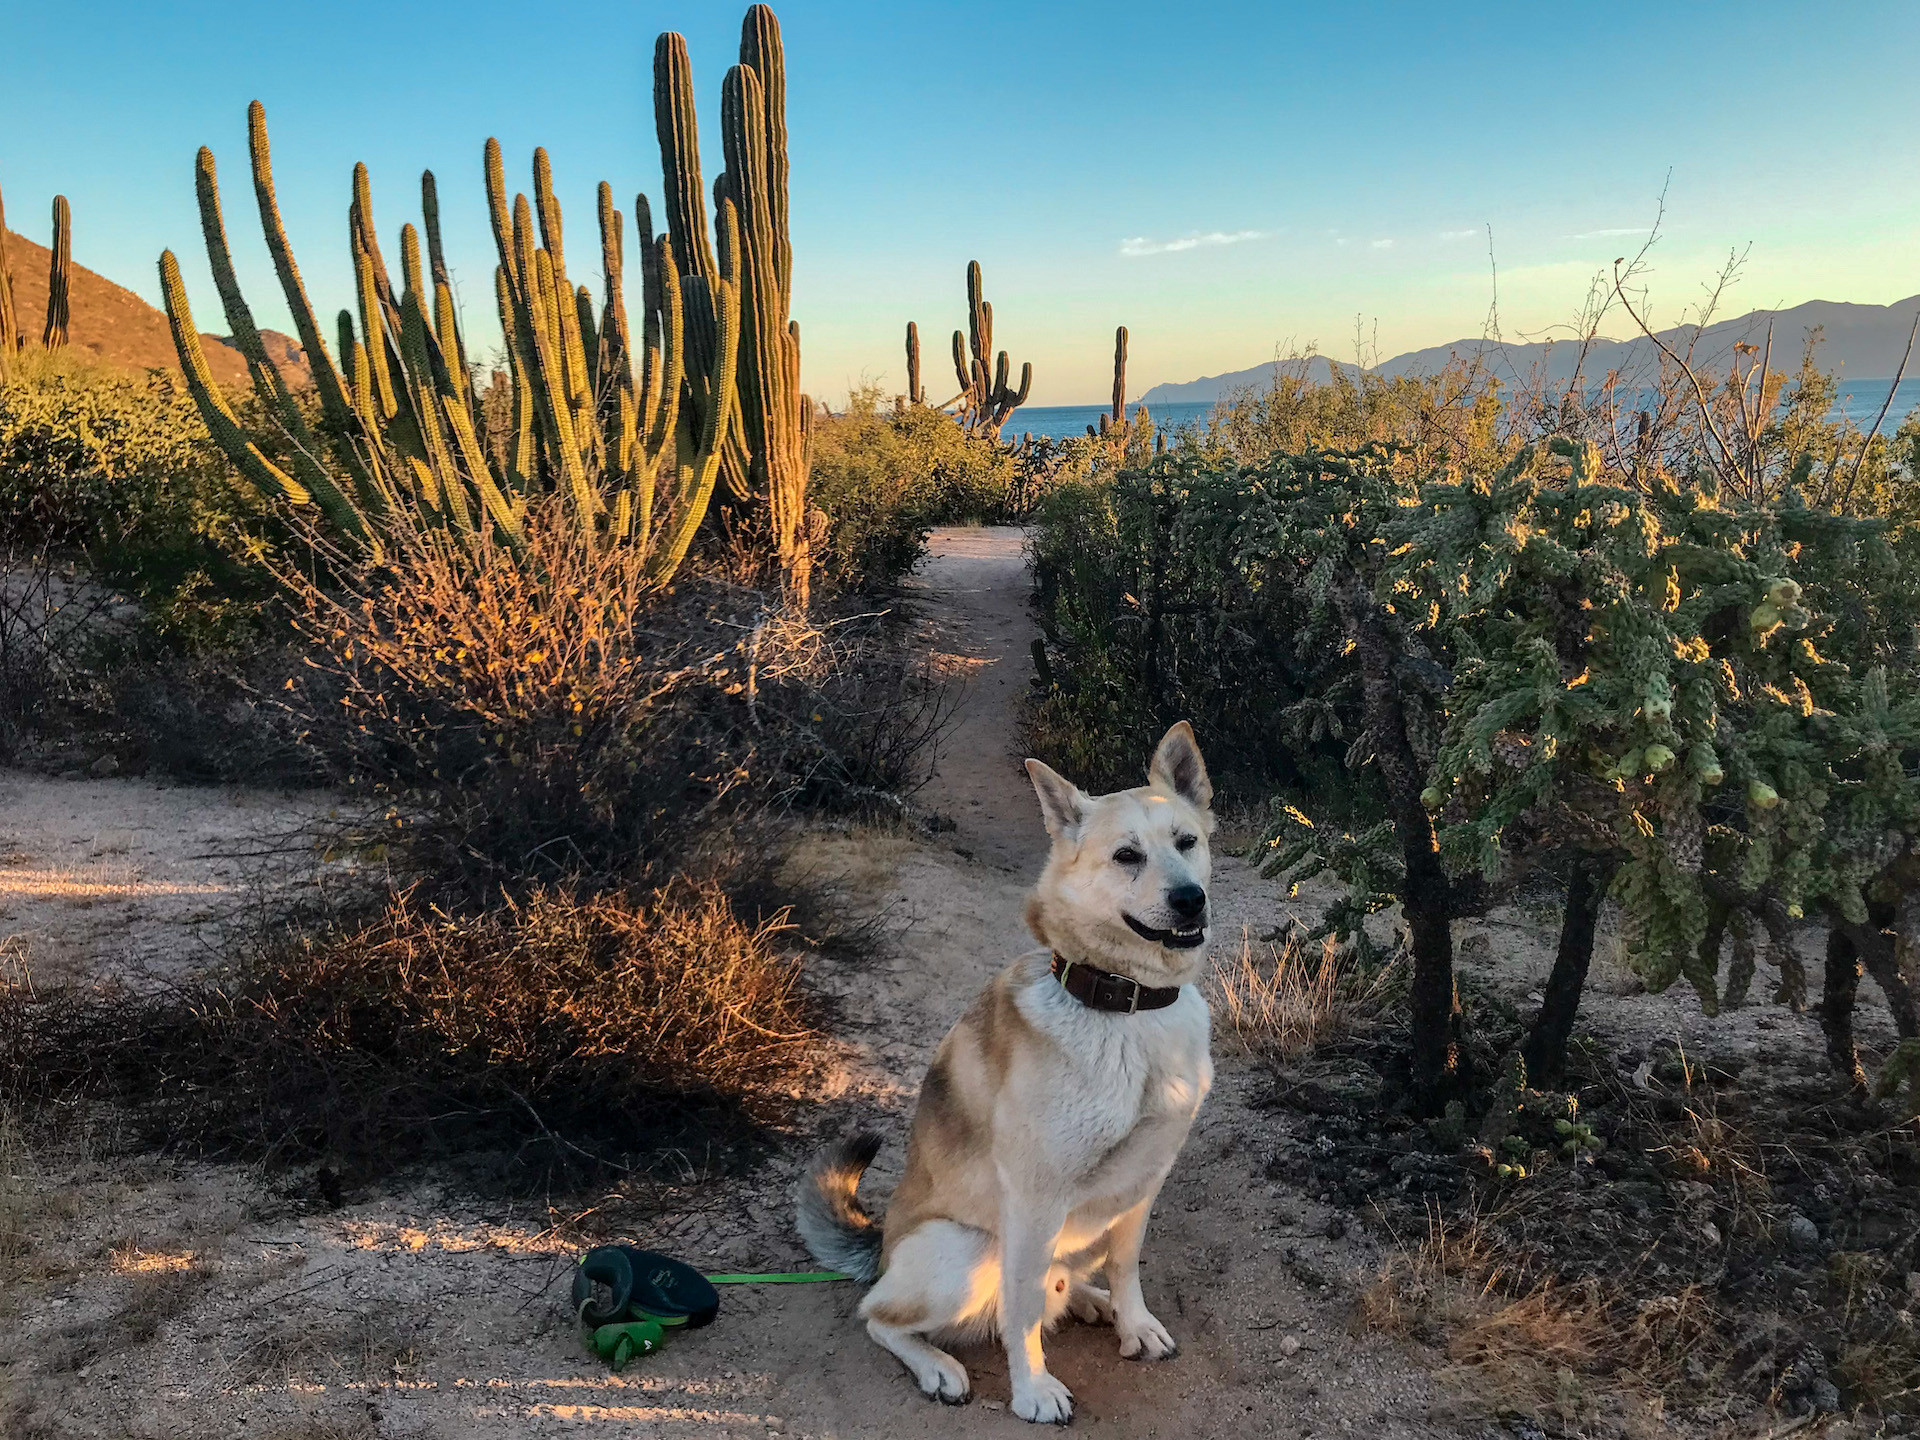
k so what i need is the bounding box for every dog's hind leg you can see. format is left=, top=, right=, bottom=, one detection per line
left=858, top=1220, right=994, bottom=1404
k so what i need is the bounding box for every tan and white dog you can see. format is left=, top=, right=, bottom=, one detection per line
left=795, top=722, right=1215, bottom=1424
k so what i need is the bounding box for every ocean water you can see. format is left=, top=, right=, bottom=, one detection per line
left=1008, top=379, right=1920, bottom=444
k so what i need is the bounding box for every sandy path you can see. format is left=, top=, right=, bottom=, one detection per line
left=4, top=528, right=1453, bottom=1439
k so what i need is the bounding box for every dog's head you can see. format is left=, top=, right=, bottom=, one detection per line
left=1022, top=721, right=1215, bottom=989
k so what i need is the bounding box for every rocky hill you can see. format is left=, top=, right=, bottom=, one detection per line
left=3, top=227, right=310, bottom=389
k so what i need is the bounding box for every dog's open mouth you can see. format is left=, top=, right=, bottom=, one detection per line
left=1124, top=913, right=1207, bottom=949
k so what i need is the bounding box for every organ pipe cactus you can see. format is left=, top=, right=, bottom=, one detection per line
left=43, top=196, right=70, bottom=350
left=161, top=100, right=740, bottom=586
left=949, top=260, right=1031, bottom=440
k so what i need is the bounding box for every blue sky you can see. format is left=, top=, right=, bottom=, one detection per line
left=6, top=1, right=1919, bottom=404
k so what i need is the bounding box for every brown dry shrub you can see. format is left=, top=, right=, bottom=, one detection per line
left=0, top=880, right=821, bottom=1184
left=1209, top=931, right=1388, bottom=1061
left=280, top=498, right=945, bottom=893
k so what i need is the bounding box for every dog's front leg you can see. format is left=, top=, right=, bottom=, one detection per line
left=1106, top=1193, right=1178, bottom=1360
left=999, top=1190, right=1073, bottom=1424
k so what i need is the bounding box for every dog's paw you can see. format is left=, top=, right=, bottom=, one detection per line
left=1068, top=1281, right=1114, bottom=1326
left=1011, top=1371, right=1075, bottom=1425
left=1117, top=1311, right=1179, bottom=1360
left=913, top=1352, right=971, bottom=1405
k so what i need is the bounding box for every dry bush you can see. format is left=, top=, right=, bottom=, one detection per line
left=1359, top=1206, right=1703, bottom=1433
left=0, top=880, right=821, bottom=1184
left=1210, top=931, right=1387, bottom=1060
left=281, top=498, right=945, bottom=893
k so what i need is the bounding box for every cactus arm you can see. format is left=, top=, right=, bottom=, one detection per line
left=158, top=249, right=312, bottom=508
left=0, top=178, right=16, bottom=375
left=653, top=32, right=718, bottom=288
left=398, top=288, right=474, bottom=534
left=245, top=101, right=369, bottom=487
left=648, top=201, right=740, bottom=583
left=1112, top=325, right=1127, bottom=424
left=493, top=266, right=535, bottom=492
left=193, top=145, right=365, bottom=530
left=952, top=330, right=969, bottom=400
left=515, top=219, right=595, bottom=529
left=738, top=5, right=790, bottom=307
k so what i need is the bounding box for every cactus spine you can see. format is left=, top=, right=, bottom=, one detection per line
left=162, top=98, right=741, bottom=587
left=43, top=196, right=70, bottom=350
left=950, top=260, right=1031, bottom=440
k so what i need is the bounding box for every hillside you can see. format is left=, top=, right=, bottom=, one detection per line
left=1142, top=295, right=1920, bottom=404
left=3, top=227, right=310, bottom=389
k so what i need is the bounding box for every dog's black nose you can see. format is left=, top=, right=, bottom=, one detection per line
left=1167, top=884, right=1207, bottom=920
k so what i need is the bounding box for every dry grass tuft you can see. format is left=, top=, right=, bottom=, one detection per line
left=1210, top=931, right=1386, bottom=1060
left=0, top=879, right=822, bottom=1185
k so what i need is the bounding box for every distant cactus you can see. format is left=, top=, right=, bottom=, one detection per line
left=949, top=260, right=1031, bottom=440
left=905, top=320, right=924, bottom=404
left=0, top=177, right=16, bottom=377
left=43, top=195, right=70, bottom=350
left=1111, top=325, right=1127, bottom=426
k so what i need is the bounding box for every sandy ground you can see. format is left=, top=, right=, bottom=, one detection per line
left=4, top=526, right=1897, bottom=1438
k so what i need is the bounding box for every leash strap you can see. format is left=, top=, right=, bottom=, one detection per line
left=704, top=1270, right=851, bottom=1284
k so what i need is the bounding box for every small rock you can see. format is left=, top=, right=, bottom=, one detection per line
left=1787, top=1213, right=1820, bottom=1251
left=1807, top=1378, right=1841, bottom=1414
left=1699, top=1221, right=1722, bottom=1246
left=89, top=753, right=119, bottom=778
left=1279, top=1334, right=1301, bottom=1357
left=1325, top=1215, right=1348, bottom=1241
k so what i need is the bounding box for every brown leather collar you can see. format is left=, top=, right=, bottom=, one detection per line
left=1050, top=953, right=1182, bottom=1014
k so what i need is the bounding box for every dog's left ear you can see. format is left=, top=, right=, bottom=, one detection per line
left=1025, top=758, right=1087, bottom=841
left=1149, top=720, right=1213, bottom=810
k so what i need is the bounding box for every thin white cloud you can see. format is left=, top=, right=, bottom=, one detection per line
left=1565, top=225, right=1650, bottom=240
left=1370, top=238, right=1394, bottom=250
left=1437, top=228, right=1478, bottom=240
left=1118, top=229, right=1269, bottom=258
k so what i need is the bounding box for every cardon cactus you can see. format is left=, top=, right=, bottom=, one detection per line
left=653, top=6, right=814, bottom=604
left=0, top=177, right=16, bottom=376
left=949, top=260, right=1032, bottom=440
left=160, top=98, right=740, bottom=585
left=43, top=195, right=71, bottom=350
left=905, top=320, right=924, bottom=404
left=1110, top=325, right=1127, bottom=426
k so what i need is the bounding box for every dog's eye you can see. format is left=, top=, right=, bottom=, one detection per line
left=1175, top=834, right=1198, bottom=853
left=1113, top=846, right=1144, bottom=866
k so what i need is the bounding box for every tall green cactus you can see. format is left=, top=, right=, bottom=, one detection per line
left=655, top=5, right=814, bottom=605
left=0, top=177, right=16, bottom=378
left=161, top=101, right=739, bottom=588
left=905, top=321, right=924, bottom=404
left=1111, top=326, right=1127, bottom=426
left=949, top=260, right=1032, bottom=440
left=43, top=196, right=70, bottom=351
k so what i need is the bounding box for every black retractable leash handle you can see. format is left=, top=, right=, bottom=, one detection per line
left=573, top=1244, right=850, bottom=1369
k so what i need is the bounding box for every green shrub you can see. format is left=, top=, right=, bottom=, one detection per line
left=809, top=386, right=1020, bottom=590
left=0, top=351, right=274, bottom=648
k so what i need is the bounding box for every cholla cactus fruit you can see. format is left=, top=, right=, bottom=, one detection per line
left=1748, top=780, right=1781, bottom=810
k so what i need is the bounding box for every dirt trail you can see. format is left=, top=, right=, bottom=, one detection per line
left=3, top=527, right=1453, bottom=1439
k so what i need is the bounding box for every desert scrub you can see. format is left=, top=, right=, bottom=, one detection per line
left=0, top=880, right=819, bottom=1182
left=283, top=496, right=944, bottom=893
left=0, top=350, right=277, bottom=648
left=807, top=385, right=1020, bottom=589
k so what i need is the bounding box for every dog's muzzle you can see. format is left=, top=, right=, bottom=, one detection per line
left=1124, top=913, right=1208, bottom=950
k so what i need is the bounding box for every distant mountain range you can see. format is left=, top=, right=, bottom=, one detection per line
left=3, top=227, right=310, bottom=389
left=1140, top=296, right=1920, bottom=405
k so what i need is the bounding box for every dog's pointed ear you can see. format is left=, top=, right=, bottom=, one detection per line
left=1024, top=758, right=1087, bottom=841
left=1149, top=721, right=1213, bottom=810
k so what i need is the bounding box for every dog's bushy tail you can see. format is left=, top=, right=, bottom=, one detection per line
left=794, top=1132, right=884, bottom=1284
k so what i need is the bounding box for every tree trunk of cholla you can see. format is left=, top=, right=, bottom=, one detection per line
left=1821, top=925, right=1867, bottom=1089
left=1333, top=570, right=1461, bottom=1114
left=1522, top=862, right=1608, bottom=1085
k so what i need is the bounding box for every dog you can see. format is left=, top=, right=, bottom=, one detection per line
left=795, top=721, right=1215, bottom=1424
